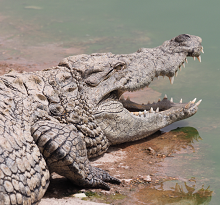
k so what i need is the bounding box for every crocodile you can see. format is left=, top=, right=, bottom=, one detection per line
left=0, top=34, right=203, bottom=204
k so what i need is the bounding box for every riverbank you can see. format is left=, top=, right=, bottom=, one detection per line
left=39, top=128, right=210, bottom=205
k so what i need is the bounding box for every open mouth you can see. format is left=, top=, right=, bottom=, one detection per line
left=120, top=94, right=202, bottom=117
left=111, top=50, right=204, bottom=117
left=92, top=34, right=203, bottom=144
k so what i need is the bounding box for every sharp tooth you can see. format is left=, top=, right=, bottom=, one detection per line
left=180, top=98, right=182, bottom=103
left=182, top=62, right=185, bottom=68
left=158, top=98, right=161, bottom=102
left=185, top=58, right=188, bottom=63
left=144, top=110, right=148, bottom=117
left=171, top=76, right=174, bottom=84
left=156, top=107, right=159, bottom=112
left=185, top=101, right=191, bottom=109
left=191, top=98, right=197, bottom=104
left=149, top=107, right=154, bottom=113
left=175, top=71, right=178, bottom=77
left=170, top=97, right=173, bottom=103
left=169, top=76, right=174, bottom=84
left=126, top=96, right=130, bottom=101
left=139, top=111, right=142, bottom=117
left=179, top=66, right=182, bottom=71
left=197, top=56, right=201, bottom=62
left=164, top=94, right=167, bottom=99
left=201, top=46, right=204, bottom=53
left=196, top=99, right=202, bottom=106
left=148, top=101, right=151, bottom=104
left=193, top=57, right=195, bottom=61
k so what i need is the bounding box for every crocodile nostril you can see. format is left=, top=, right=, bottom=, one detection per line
left=174, top=34, right=191, bottom=43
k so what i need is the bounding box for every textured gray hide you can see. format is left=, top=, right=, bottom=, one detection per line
left=0, top=34, right=203, bottom=204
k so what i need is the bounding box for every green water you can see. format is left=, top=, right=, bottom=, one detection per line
left=0, top=0, right=220, bottom=204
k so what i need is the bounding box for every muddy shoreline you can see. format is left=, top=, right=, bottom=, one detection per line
left=39, top=128, right=212, bottom=205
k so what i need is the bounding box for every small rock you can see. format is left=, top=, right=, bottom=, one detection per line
left=143, top=175, right=151, bottom=182
left=146, top=147, right=155, bottom=155
left=122, top=165, right=130, bottom=170
left=72, top=193, right=87, bottom=198
left=100, top=190, right=111, bottom=195
left=108, top=167, right=115, bottom=170
left=122, top=179, right=132, bottom=184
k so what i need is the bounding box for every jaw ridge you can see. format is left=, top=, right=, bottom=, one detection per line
left=121, top=95, right=202, bottom=118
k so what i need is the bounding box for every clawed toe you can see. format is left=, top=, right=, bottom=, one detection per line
left=83, top=166, right=121, bottom=190
left=93, top=167, right=121, bottom=184
left=109, top=176, right=121, bottom=184
left=103, top=174, right=121, bottom=184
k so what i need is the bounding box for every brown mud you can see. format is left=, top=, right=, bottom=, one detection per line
left=0, top=31, right=85, bottom=74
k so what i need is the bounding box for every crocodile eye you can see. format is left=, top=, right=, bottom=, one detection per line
left=174, top=34, right=190, bottom=43
left=113, top=62, right=127, bottom=71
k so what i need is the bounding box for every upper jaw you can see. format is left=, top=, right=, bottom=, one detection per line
left=109, top=52, right=204, bottom=116
left=155, top=35, right=204, bottom=85
left=171, top=34, right=203, bottom=58
left=157, top=50, right=203, bottom=85
left=187, top=45, right=204, bottom=57
left=96, top=46, right=203, bottom=109
left=93, top=34, right=203, bottom=108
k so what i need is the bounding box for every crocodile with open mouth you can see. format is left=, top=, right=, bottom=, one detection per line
left=0, top=34, right=203, bottom=204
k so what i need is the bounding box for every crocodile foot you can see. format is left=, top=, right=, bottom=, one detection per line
left=83, top=167, right=121, bottom=190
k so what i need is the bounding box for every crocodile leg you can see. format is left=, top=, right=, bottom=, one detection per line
left=0, top=123, right=50, bottom=205
left=31, top=121, right=120, bottom=190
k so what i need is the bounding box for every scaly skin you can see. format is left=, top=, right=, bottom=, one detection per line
left=0, top=34, right=202, bottom=204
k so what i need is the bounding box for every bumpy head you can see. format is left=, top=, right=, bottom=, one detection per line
left=60, top=34, right=203, bottom=145
left=124, top=34, right=203, bottom=90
